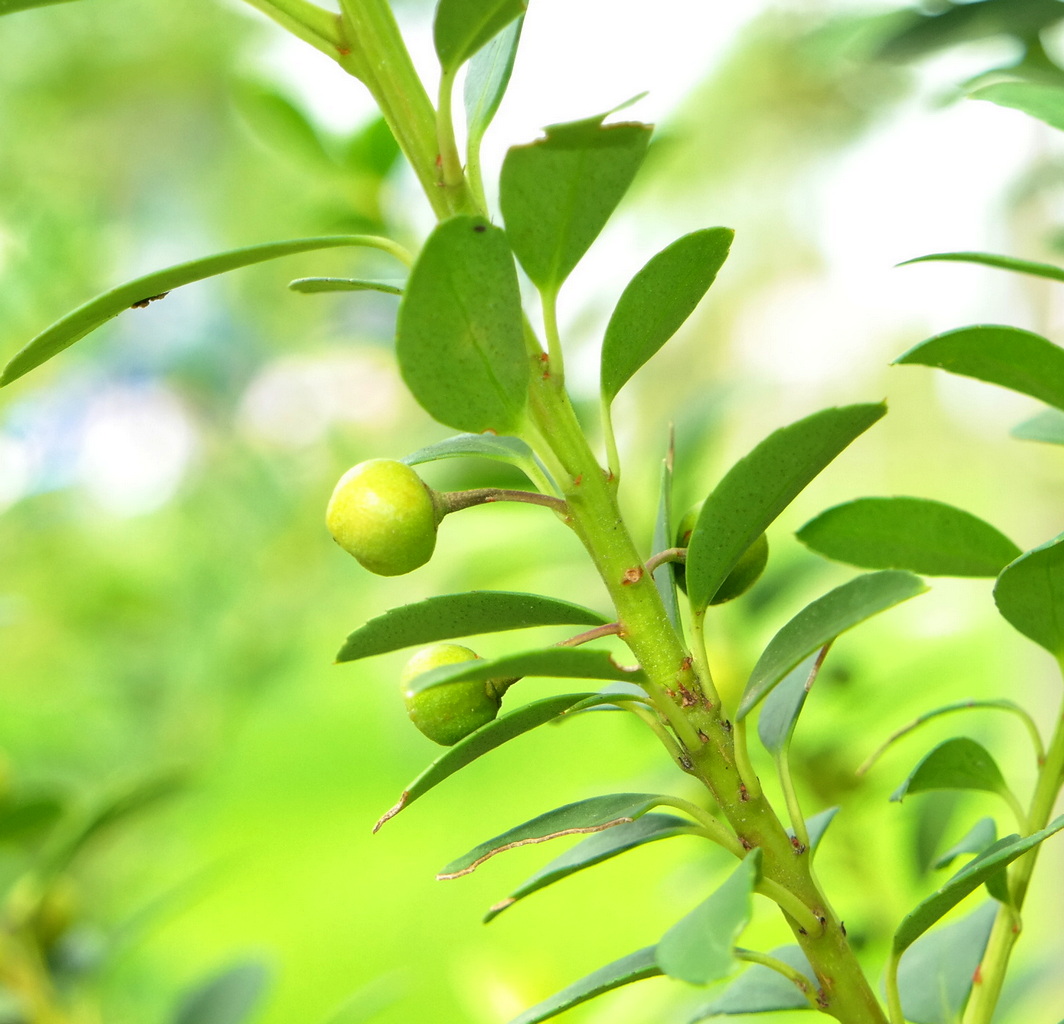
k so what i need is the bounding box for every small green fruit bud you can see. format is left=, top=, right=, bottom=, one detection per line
left=401, top=643, right=502, bottom=746
left=326, top=459, right=440, bottom=576
left=674, top=505, right=769, bottom=604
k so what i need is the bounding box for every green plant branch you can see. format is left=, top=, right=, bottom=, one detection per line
left=644, top=546, right=685, bottom=575
left=734, top=947, right=822, bottom=1010
left=776, top=751, right=810, bottom=852
left=436, top=67, right=467, bottom=193
left=656, top=795, right=745, bottom=858
left=540, top=285, right=566, bottom=382
left=437, top=487, right=569, bottom=515
left=884, top=950, right=905, bottom=1024
left=239, top=0, right=343, bottom=57
left=600, top=395, right=622, bottom=487
left=963, top=683, right=1064, bottom=1024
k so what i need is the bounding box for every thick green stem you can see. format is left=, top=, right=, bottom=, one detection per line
left=963, top=687, right=1064, bottom=1024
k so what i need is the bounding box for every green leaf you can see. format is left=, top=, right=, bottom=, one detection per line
left=0, top=236, right=404, bottom=388
left=172, top=961, right=269, bottom=1024
left=893, top=814, right=1064, bottom=954
left=893, top=325, right=1064, bottom=412
left=0, top=0, right=79, bottom=13
left=600, top=228, right=733, bottom=403
left=407, top=647, right=644, bottom=696
left=651, top=434, right=682, bottom=633
left=685, top=403, right=887, bottom=612
left=993, top=532, right=1064, bottom=656
left=396, top=216, right=528, bottom=434
left=690, top=945, right=817, bottom=1019
left=797, top=497, right=1021, bottom=577
left=433, top=0, right=525, bottom=74
left=757, top=650, right=823, bottom=756
left=1012, top=407, right=1064, bottom=445
left=800, top=807, right=840, bottom=852
left=336, top=592, right=606, bottom=662
left=897, top=902, right=998, bottom=1024
left=739, top=571, right=927, bottom=721
left=933, top=818, right=997, bottom=871
left=288, top=277, right=403, bottom=295
left=484, top=814, right=701, bottom=921
left=465, top=15, right=523, bottom=146
left=374, top=692, right=598, bottom=830
left=0, top=794, right=64, bottom=843
left=508, top=946, right=661, bottom=1024
left=890, top=738, right=1008, bottom=804
left=438, top=794, right=670, bottom=878
left=500, top=113, right=652, bottom=293
left=656, top=850, right=762, bottom=985
left=971, top=81, right=1064, bottom=132
left=899, top=249, right=1064, bottom=284
left=400, top=433, right=541, bottom=482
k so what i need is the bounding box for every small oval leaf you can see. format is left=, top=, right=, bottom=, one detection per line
left=797, top=497, right=1021, bottom=577
left=971, top=81, right=1064, bottom=132
left=739, top=571, right=927, bottom=721
left=374, top=692, right=598, bottom=830
left=1, top=235, right=405, bottom=387
left=757, top=650, right=824, bottom=756
left=172, top=962, right=269, bottom=1024
left=993, top=532, right=1064, bottom=657
left=407, top=647, right=644, bottom=696
left=396, top=216, right=529, bottom=433
left=500, top=114, right=652, bottom=293
left=656, top=850, right=762, bottom=986
left=894, top=324, right=1064, bottom=412
left=601, top=227, right=733, bottom=403
left=508, top=946, right=661, bottom=1024
left=686, top=403, right=887, bottom=612
left=438, top=794, right=670, bottom=879
left=336, top=592, right=607, bottom=662
left=434, top=0, right=525, bottom=74
left=933, top=817, right=997, bottom=871
left=1012, top=407, right=1064, bottom=445
left=465, top=15, right=523, bottom=146
left=401, top=433, right=540, bottom=480
left=893, top=814, right=1064, bottom=954
left=890, top=738, right=1007, bottom=804
left=484, top=814, right=701, bottom=921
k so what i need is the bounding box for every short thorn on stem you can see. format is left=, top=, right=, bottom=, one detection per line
left=438, top=488, right=569, bottom=516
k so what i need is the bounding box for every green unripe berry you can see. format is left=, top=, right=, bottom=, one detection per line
left=326, top=459, right=441, bottom=576
left=674, top=505, right=769, bottom=604
left=401, top=643, right=502, bottom=746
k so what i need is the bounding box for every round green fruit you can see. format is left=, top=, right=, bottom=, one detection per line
left=674, top=505, right=769, bottom=604
left=326, top=459, right=440, bottom=576
left=401, top=643, right=502, bottom=746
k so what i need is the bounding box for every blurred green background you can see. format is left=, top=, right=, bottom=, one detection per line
left=2, top=1, right=1064, bottom=1023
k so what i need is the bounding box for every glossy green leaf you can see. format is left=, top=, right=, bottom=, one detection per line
left=601, top=228, right=733, bottom=403
left=797, top=497, right=1020, bottom=577
left=899, top=249, right=1064, bottom=284
left=993, top=532, right=1064, bottom=656
left=1012, top=407, right=1064, bottom=445
left=172, top=961, right=269, bottom=1024
left=438, top=794, right=669, bottom=879
left=434, top=0, right=525, bottom=74
left=972, top=81, right=1064, bottom=132
left=897, top=902, right=997, bottom=1024
left=288, top=277, right=403, bottom=295
left=690, top=945, right=817, bottom=1019
left=651, top=434, right=682, bottom=632
left=465, top=15, right=523, bottom=145
left=686, top=403, right=887, bottom=612
left=739, top=572, right=927, bottom=721
left=484, top=814, right=701, bottom=921
left=0, top=235, right=403, bottom=387
left=509, top=946, right=661, bottom=1024
left=890, top=738, right=1008, bottom=804
left=500, top=113, right=652, bottom=293
left=374, top=692, right=597, bottom=831
left=400, top=433, right=539, bottom=479
left=656, top=850, right=762, bottom=985
left=894, top=325, right=1064, bottom=412
left=407, top=646, right=644, bottom=696
left=757, top=650, right=823, bottom=756
left=0, top=0, right=79, bottom=13
left=933, top=817, right=997, bottom=871
left=336, top=592, right=606, bottom=662
left=894, top=815, right=1064, bottom=954
left=396, top=216, right=528, bottom=433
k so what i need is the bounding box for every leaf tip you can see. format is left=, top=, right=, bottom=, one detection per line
left=373, top=793, right=409, bottom=832
left=483, top=897, right=515, bottom=922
